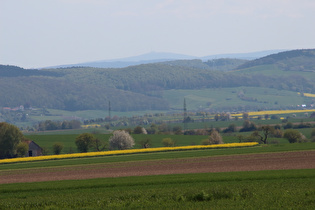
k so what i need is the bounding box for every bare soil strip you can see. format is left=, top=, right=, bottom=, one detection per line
left=1, top=150, right=315, bottom=184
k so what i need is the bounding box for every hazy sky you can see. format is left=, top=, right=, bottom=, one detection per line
left=1, top=0, right=315, bottom=68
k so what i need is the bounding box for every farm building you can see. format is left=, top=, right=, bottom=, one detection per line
left=24, top=140, right=43, bottom=157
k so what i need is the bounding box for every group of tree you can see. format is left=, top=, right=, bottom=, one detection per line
left=0, top=122, right=29, bottom=159
left=37, top=120, right=82, bottom=131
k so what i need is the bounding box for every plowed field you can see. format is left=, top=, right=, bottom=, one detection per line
left=1, top=150, right=315, bottom=184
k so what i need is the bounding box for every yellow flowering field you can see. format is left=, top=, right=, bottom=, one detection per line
left=81, top=124, right=101, bottom=128
left=0, top=142, right=258, bottom=164
left=298, top=92, right=315, bottom=98
left=232, top=109, right=315, bottom=117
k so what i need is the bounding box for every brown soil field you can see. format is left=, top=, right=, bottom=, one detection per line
left=1, top=150, right=315, bottom=184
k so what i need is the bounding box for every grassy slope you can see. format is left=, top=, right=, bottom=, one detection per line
left=164, top=86, right=305, bottom=110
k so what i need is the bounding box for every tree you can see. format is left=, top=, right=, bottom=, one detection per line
left=133, top=126, right=147, bottom=134
left=91, top=138, right=107, bottom=151
left=75, top=133, right=95, bottom=153
left=0, top=122, right=23, bottom=159
left=239, top=120, right=257, bottom=132
left=16, top=142, right=29, bottom=157
left=242, top=112, right=249, bottom=120
left=283, top=129, right=303, bottom=143
left=173, top=126, right=182, bottom=135
left=207, top=129, right=223, bottom=144
left=109, top=130, right=135, bottom=150
left=139, top=137, right=151, bottom=148
left=53, top=142, right=64, bottom=155
left=162, top=138, right=175, bottom=147
left=251, top=126, right=274, bottom=144
left=133, top=126, right=143, bottom=134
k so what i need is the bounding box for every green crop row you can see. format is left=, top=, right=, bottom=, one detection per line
left=1, top=169, right=315, bottom=209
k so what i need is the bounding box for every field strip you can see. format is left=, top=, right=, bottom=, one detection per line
left=1, top=150, right=314, bottom=184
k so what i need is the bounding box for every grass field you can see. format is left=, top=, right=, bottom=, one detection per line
left=25, top=124, right=315, bottom=155
left=163, top=86, right=305, bottom=110
left=1, top=169, right=315, bottom=209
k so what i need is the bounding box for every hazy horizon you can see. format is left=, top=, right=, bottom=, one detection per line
left=1, top=0, right=315, bottom=68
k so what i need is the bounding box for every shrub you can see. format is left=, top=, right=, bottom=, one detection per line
left=201, top=139, right=210, bottom=145
left=172, top=126, right=182, bottom=135
left=53, top=142, right=64, bottom=155
left=283, top=129, right=303, bottom=143
left=283, top=122, right=293, bottom=129
left=239, top=120, right=257, bottom=132
left=109, top=130, right=135, bottom=150
left=311, top=128, right=315, bottom=137
left=16, top=142, right=29, bottom=157
left=272, top=129, right=283, bottom=138
left=162, top=138, right=175, bottom=147
left=223, top=124, right=237, bottom=133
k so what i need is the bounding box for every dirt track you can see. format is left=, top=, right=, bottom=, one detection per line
left=1, top=150, right=315, bottom=184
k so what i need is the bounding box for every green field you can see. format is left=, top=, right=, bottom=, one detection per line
left=1, top=142, right=314, bottom=170
left=25, top=124, right=315, bottom=155
left=1, top=138, right=315, bottom=209
left=163, top=86, right=305, bottom=110
left=1, top=169, right=315, bottom=209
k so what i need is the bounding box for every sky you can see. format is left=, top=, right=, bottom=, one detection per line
left=1, top=0, right=315, bottom=68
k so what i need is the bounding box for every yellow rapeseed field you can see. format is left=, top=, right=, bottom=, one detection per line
left=81, top=124, right=101, bottom=128
left=0, top=142, right=258, bottom=164
left=231, top=109, right=315, bottom=117
left=298, top=92, right=315, bottom=98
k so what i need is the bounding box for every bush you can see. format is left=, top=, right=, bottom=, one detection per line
left=223, top=124, right=237, bottom=133
left=311, top=128, right=315, bottom=137
left=239, top=120, right=257, bottom=132
left=283, top=129, right=303, bottom=143
left=16, top=142, right=29, bottom=157
left=53, top=142, right=64, bottom=155
left=162, top=138, right=175, bottom=147
left=109, top=130, right=135, bottom=150
left=201, top=139, right=210, bottom=145
left=283, top=122, right=293, bottom=129
left=272, top=129, right=283, bottom=138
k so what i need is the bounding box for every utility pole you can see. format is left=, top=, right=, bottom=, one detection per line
left=183, top=98, right=187, bottom=131
left=108, top=100, right=111, bottom=126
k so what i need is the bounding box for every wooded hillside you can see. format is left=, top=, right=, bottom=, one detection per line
left=1, top=49, right=315, bottom=112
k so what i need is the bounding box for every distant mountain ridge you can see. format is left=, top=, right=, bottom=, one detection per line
left=44, top=50, right=286, bottom=69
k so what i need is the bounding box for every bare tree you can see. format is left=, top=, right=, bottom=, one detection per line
left=109, top=130, right=135, bottom=150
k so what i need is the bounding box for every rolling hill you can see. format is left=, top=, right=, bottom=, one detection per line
left=1, top=49, right=315, bottom=115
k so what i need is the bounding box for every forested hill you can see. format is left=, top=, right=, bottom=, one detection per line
left=1, top=49, right=315, bottom=112
left=236, top=49, right=315, bottom=71
left=0, top=65, right=62, bottom=77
